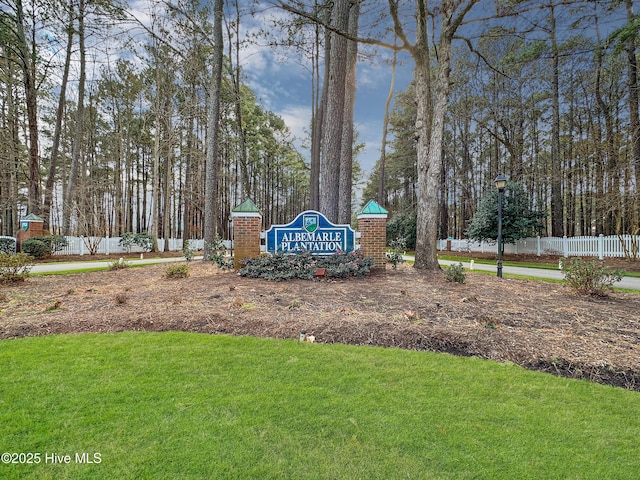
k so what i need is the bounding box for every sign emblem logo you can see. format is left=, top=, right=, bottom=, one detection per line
left=303, top=214, right=319, bottom=233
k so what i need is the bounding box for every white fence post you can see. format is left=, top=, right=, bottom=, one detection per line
left=598, top=234, right=604, bottom=260
left=536, top=236, right=541, bottom=256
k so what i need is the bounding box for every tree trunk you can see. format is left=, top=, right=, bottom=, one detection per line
left=378, top=39, right=397, bottom=207
left=44, top=1, right=74, bottom=231
left=14, top=0, right=41, bottom=216
left=63, top=0, right=86, bottom=234
left=338, top=0, right=359, bottom=224
left=203, top=0, right=224, bottom=260
left=625, top=0, right=640, bottom=219
left=319, top=0, right=350, bottom=222
left=310, top=2, right=329, bottom=211
left=549, top=1, right=564, bottom=237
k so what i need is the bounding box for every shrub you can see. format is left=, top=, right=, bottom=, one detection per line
left=238, top=251, right=316, bottom=281
left=119, top=232, right=136, bottom=252
left=387, top=237, right=406, bottom=269
left=21, top=238, right=50, bottom=259
left=164, top=263, right=189, bottom=279
left=41, top=235, right=68, bottom=254
left=0, top=252, right=34, bottom=283
left=317, top=250, right=373, bottom=278
left=562, top=258, right=624, bottom=297
left=238, top=250, right=373, bottom=281
left=445, top=262, right=466, bottom=284
left=109, top=258, right=130, bottom=270
left=134, top=232, right=155, bottom=252
left=183, top=240, right=194, bottom=262
left=119, top=232, right=155, bottom=252
left=206, top=235, right=234, bottom=270
left=0, top=237, right=17, bottom=254
left=386, top=210, right=416, bottom=250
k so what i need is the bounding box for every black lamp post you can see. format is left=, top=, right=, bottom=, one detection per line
left=495, top=174, right=507, bottom=278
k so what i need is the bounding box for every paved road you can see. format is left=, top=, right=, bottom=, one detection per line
left=31, top=256, right=201, bottom=274
left=438, top=259, right=640, bottom=291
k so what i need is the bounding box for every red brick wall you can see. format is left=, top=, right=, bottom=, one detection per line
left=232, top=215, right=262, bottom=270
left=16, top=221, right=44, bottom=252
left=357, top=216, right=387, bottom=269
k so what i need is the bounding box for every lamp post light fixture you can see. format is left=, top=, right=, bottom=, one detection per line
left=494, top=174, right=507, bottom=278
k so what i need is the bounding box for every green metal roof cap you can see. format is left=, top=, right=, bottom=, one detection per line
left=232, top=198, right=261, bottom=213
left=22, top=213, right=44, bottom=222
left=359, top=199, right=388, bottom=215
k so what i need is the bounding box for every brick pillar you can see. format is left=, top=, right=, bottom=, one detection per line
left=16, top=214, right=45, bottom=252
left=357, top=214, right=388, bottom=269
left=231, top=213, right=262, bottom=271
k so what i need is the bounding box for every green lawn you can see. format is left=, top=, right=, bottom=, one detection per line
left=1, top=332, right=639, bottom=479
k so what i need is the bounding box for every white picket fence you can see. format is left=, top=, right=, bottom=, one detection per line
left=438, top=235, right=640, bottom=260
left=52, top=237, right=208, bottom=256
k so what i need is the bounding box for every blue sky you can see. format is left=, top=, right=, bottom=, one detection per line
left=235, top=3, right=414, bottom=179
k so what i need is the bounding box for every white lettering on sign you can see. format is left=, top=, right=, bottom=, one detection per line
left=280, top=231, right=342, bottom=242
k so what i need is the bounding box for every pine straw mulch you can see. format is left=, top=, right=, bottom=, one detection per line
left=1, top=262, right=640, bottom=391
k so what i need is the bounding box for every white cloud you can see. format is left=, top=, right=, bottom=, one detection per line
left=277, top=104, right=312, bottom=140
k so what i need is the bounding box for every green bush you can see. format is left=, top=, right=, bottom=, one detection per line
left=0, top=252, right=34, bottom=283
left=562, top=258, right=624, bottom=297
left=183, top=240, right=194, bottom=262
left=134, top=232, right=155, bottom=252
left=164, top=263, right=189, bottom=279
left=238, top=250, right=373, bottom=281
left=238, top=252, right=316, bottom=281
left=109, top=258, right=130, bottom=270
left=387, top=237, right=406, bottom=269
left=119, top=232, right=155, bottom=252
left=20, top=238, right=50, bottom=259
left=41, top=235, right=68, bottom=254
left=445, top=262, right=466, bottom=284
left=119, top=232, right=136, bottom=252
left=386, top=210, right=416, bottom=250
left=206, top=235, right=234, bottom=270
left=20, top=235, right=68, bottom=258
left=0, top=237, right=17, bottom=254
left=317, top=250, right=373, bottom=278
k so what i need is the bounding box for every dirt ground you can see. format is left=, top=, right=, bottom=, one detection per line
left=2, top=255, right=640, bottom=391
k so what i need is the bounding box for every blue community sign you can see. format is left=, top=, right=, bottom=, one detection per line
left=265, top=210, right=356, bottom=255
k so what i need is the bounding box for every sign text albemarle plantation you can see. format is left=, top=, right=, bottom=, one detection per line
left=264, top=211, right=356, bottom=255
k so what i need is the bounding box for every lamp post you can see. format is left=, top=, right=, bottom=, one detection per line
left=495, top=174, right=507, bottom=278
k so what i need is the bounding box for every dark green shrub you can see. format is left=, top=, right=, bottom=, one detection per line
left=238, top=250, right=373, bottom=281
left=183, top=240, right=194, bottom=262
left=32, top=235, right=67, bottom=254
left=445, top=262, right=466, bottom=284
left=238, top=251, right=316, bottom=281
left=0, top=237, right=17, bottom=254
left=164, top=263, right=189, bottom=279
left=0, top=252, right=34, bottom=283
left=21, top=238, right=50, bottom=259
left=317, top=250, right=373, bottom=278
left=42, top=235, right=68, bottom=254
left=134, top=232, right=155, bottom=252
left=20, top=235, right=68, bottom=257
left=206, top=235, right=234, bottom=270
left=386, top=210, right=416, bottom=250
left=562, top=258, right=624, bottom=297
left=119, top=232, right=136, bottom=252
